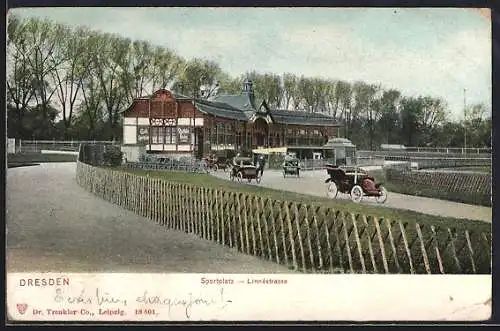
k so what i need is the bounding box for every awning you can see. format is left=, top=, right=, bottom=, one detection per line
left=252, top=147, right=288, bottom=155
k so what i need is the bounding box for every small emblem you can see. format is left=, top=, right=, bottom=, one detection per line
left=16, top=303, right=28, bottom=314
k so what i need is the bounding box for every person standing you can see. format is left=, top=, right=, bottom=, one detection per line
left=258, top=155, right=266, bottom=177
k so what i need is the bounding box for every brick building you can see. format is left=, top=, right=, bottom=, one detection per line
left=121, top=79, right=341, bottom=160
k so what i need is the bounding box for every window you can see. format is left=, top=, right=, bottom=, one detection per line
left=165, top=127, right=177, bottom=144
left=151, top=127, right=163, bottom=144
left=216, top=123, right=224, bottom=145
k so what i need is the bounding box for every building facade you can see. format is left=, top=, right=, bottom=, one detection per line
left=121, top=80, right=341, bottom=160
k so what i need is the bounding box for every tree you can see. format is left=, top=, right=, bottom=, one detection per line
left=6, top=14, right=36, bottom=138
left=376, top=89, right=401, bottom=144
left=90, top=33, right=130, bottom=140
left=150, top=46, right=185, bottom=93
left=172, top=58, right=224, bottom=98
left=49, top=26, right=94, bottom=138
left=400, top=97, right=424, bottom=146
left=23, top=18, right=69, bottom=123
left=335, top=81, right=353, bottom=138
left=464, top=103, right=489, bottom=148
left=282, top=73, right=299, bottom=110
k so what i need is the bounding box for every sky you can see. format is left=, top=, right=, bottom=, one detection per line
left=10, top=7, right=492, bottom=121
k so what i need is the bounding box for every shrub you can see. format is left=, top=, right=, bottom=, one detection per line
left=103, top=147, right=123, bottom=166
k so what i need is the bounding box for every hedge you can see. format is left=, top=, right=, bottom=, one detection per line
left=384, top=168, right=492, bottom=207
left=7, top=153, right=77, bottom=163
left=76, top=161, right=491, bottom=274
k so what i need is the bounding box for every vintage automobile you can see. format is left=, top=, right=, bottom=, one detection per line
left=207, top=149, right=237, bottom=172
left=282, top=158, right=301, bottom=178
left=205, top=155, right=231, bottom=172
left=230, top=157, right=261, bottom=183
left=324, top=164, right=387, bottom=203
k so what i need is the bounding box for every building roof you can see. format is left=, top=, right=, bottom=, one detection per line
left=202, top=92, right=339, bottom=127
left=194, top=99, right=251, bottom=121
left=270, top=109, right=338, bottom=126
left=123, top=86, right=341, bottom=127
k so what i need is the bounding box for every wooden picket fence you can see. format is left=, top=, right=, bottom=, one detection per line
left=76, top=161, right=491, bottom=274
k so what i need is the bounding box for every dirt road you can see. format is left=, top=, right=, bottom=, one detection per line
left=6, top=163, right=295, bottom=273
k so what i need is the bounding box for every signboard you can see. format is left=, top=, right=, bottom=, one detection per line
left=178, top=127, right=191, bottom=144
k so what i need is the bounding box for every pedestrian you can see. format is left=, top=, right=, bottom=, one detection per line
left=258, top=155, right=266, bottom=177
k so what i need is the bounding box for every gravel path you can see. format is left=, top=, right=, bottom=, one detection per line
left=211, top=169, right=491, bottom=223
left=6, top=163, right=296, bottom=273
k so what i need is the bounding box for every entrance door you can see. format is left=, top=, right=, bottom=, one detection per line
left=195, top=128, right=203, bottom=159
left=253, top=118, right=269, bottom=148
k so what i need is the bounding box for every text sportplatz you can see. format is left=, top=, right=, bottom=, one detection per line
left=201, top=277, right=288, bottom=285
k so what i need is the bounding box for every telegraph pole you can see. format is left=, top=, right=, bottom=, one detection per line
left=463, top=88, right=467, bottom=154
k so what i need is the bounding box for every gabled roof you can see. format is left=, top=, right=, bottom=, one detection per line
left=209, top=94, right=257, bottom=112
left=194, top=98, right=250, bottom=121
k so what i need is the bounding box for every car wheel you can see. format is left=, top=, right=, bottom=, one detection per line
left=350, top=185, right=363, bottom=203
left=326, top=181, right=338, bottom=199
left=376, top=185, right=388, bottom=204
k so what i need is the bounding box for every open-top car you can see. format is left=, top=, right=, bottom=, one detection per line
left=206, top=149, right=236, bottom=172
left=206, top=154, right=231, bottom=172
left=324, top=164, right=387, bottom=203
left=230, top=157, right=261, bottom=183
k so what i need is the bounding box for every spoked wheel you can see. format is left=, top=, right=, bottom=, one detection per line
left=376, top=185, right=388, bottom=204
left=350, top=185, right=364, bottom=203
left=326, top=181, right=338, bottom=199
left=237, top=172, right=243, bottom=182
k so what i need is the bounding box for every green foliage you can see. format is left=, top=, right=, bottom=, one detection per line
left=103, top=146, right=124, bottom=166
left=383, top=168, right=492, bottom=207
left=8, top=153, right=77, bottom=163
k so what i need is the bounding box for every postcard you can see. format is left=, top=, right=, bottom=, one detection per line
left=6, top=7, right=492, bottom=323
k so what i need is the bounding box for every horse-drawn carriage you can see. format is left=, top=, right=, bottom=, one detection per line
left=230, top=157, right=261, bottom=183
left=324, top=164, right=387, bottom=203
left=282, top=157, right=300, bottom=178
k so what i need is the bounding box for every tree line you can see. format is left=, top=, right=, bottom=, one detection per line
left=6, top=15, right=491, bottom=149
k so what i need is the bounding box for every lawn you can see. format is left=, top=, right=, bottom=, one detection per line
left=113, top=166, right=489, bottom=232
